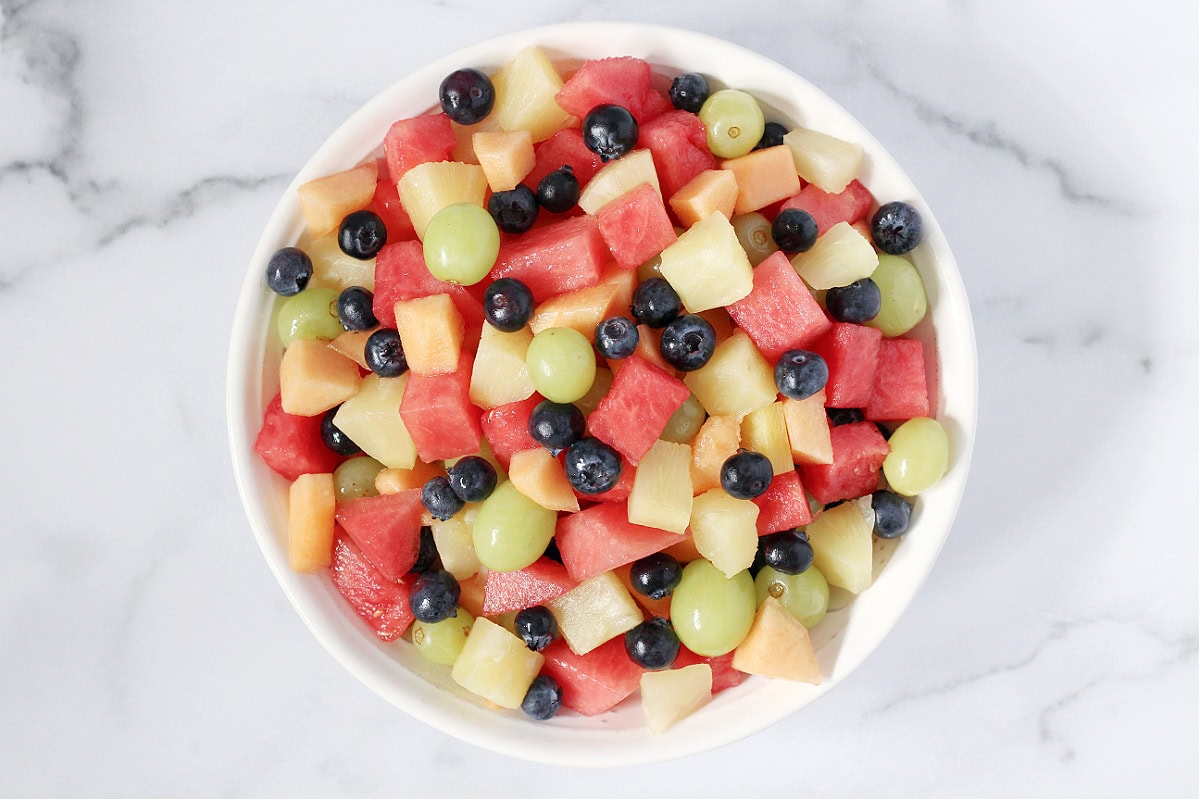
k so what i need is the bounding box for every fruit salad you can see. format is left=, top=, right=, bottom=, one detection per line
left=253, top=50, right=950, bottom=733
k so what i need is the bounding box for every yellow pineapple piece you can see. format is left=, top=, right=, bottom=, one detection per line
left=741, top=402, right=793, bottom=475
left=783, top=390, right=833, bottom=465
left=548, top=571, right=642, bottom=655
left=508, top=448, right=580, bottom=512
left=659, top=211, right=754, bottom=312
left=297, top=162, right=378, bottom=236
left=306, top=232, right=375, bottom=291
left=790, top=221, right=879, bottom=290
left=430, top=505, right=481, bottom=580
left=578, top=151, right=660, bottom=214
left=394, top=294, right=463, bottom=377
left=490, top=46, right=572, bottom=142
left=719, top=145, right=802, bottom=216
left=669, top=169, right=738, bottom=228
left=288, top=473, right=336, bottom=572
left=684, top=329, right=776, bottom=419
left=279, top=338, right=361, bottom=417
left=529, top=282, right=622, bottom=340
left=783, top=127, right=863, bottom=194
left=469, top=323, right=535, bottom=408
left=732, top=596, right=822, bottom=684
left=332, top=374, right=417, bottom=469
left=375, top=460, right=444, bottom=494
left=806, top=496, right=875, bottom=594
left=689, top=414, right=741, bottom=494
left=397, top=161, right=488, bottom=239
left=641, top=664, right=713, bottom=733
left=473, top=129, right=536, bottom=192
left=628, top=439, right=693, bottom=534
left=329, top=328, right=376, bottom=370
left=452, top=617, right=545, bottom=708
left=689, top=488, right=759, bottom=577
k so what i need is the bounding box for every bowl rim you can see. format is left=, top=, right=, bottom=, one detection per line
left=227, top=20, right=978, bottom=767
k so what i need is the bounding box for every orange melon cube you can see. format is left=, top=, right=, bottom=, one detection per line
left=297, top=162, right=378, bottom=236
left=473, top=129, right=536, bottom=192
left=783, top=390, right=834, bottom=465
left=394, top=294, right=464, bottom=377
left=529, top=282, right=623, bottom=340
left=279, top=338, right=362, bottom=417
left=508, top=448, right=580, bottom=512
left=668, top=169, right=738, bottom=228
left=330, top=328, right=377, bottom=370
left=719, top=145, right=802, bottom=216
left=695, top=307, right=735, bottom=348
left=689, top=414, right=741, bottom=494
left=661, top=533, right=703, bottom=564
left=288, top=473, right=336, bottom=572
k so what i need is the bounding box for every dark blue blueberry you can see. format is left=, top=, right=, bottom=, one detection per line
left=338, top=210, right=387, bottom=260
left=660, top=314, right=716, bottom=371
left=624, top=618, right=680, bottom=670
left=669, top=73, right=709, bottom=113
left=628, top=553, right=682, bottom=600
left=265, top=246, right=313, bottom=296
left=320, top=407, right=360, bottom=456
left=595, top=316, right=639, bottom=359
left=631, top=277, right=681, bottom=328
left=871, top=201, right=923, bottom=255
left=772, top=208, right=819, bottom=254
left=536, top=166, right=580, bottom=213
left=826, top=278, right=881, bottom=323
left=872, top=490, right=913, bottom=539
left=760, top=530, right=814, bottom=575
left=521, top=674, right=563, bottom=721
left=563, top=437, right=622, bottom=495
left=826, top=407, right=865, bottom=427
left=336, top=285, right=378, bottom=331
left=720, top=450, right=773, bottom=500
left=421, top=476, right=464, bottom=521
left=364, top=328, right=408, bottom=377
left=482, top=278, right=534, bottom=332
left=447, top=456, right=498, bottom=503
left=582, top=104, right=639, bottom=162
left=774, top=350, right=828, bottom=400
left=528, top=400, right=585, bottom=455
left=410, top=526, right=438, bottom=573
left=408, top=569, right=461, bottom=623
left=438, top=68, right=495, bottom=125
left=514, top=606, right=558, bottom=651
left=753, top=121, right=789, bottom=151
left=487, top=184, right=539, bottom=234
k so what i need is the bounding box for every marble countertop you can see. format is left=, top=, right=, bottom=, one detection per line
left=2, top=1, right=1196, bottom=796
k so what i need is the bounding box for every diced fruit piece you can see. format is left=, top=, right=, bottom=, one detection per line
left=866, top=338, right=930, bottom=421
left=752, top=470, right=814, bottom=534
left=596, top=183, right=678, bottom=270
left=412, top=609, right=475, bottom=666
left=614, top=562, right=672, bottom=618
left=255, top=393, right=340, bottom=481
left=393, top=294, right=463, bottom=377
left=726, top=251, right=831, bottom=361
left=684, top=329, right=776, bottom=419
left=331, top=373, right=417, bottom=470
left=882, top=416, right=949, bottom=496
left=371, top=240, right=485, bottom=349
left=577, top=149, right=661, bottom=215
left=382, top=113, right=456, bottom=183
left=288, top=473, right=336, bottom=572
left=471, top=480, right=557, bottom=572
left=397, top=160, right=487, bottom=240
left=719, top=145, right=801, bottom=215
left=279, top=338, right=361, bottom=417
left=429, top=505, right=481, bottom=580
left=490, top=46, right=572, bottom=142
left=455, top=570, right=488, bottom=617
left=555, top=502, right=683, bottom=583
left=670, top=559, right=756, bottom=656
left=399, top=353, right=482, bottom=462
left=641, top=664, right=712, bottom=733
left=689, top=488, right=759, bottom=577
left=805, top=496, right=874, bottom=593
left=481, top=556, right=576, bottom=615
left=508, top=447, right=579, bottom=512
left=783, top=126, right=863, bottom=194
left=799, top=421, right=890, bottom=505
left=329, top=328, right=375, bottom=370
left=472, top=129, right=535, bottom=192
left=689, top=414, right=741, bottom=495
left=661, top=533, right=703, bottom=564
left=811, top=323, right=883, bottom=408
left=640, top=110, right=718, bottom=200
left=374, top=460, right=444, bottom=494
left=305, top=233, right=376, bottom=291
left=469, top=324, right=535, bottom=409
left=673, top=648, right=749, bottom=694
left=334, top=490, right=423, bottom=581
left=622, top=323, right=673, bottom=373
left=523, top=128, right=605, bottom=191
left=866, top=254, right=929, bottom=337
left=731, top=596, right=822, bottom=683
left=555, top=56, right=669, bottom=125
left=529, top=282, right=622, bottom=340
left=668, top=169, right=738, bottom=228
left=778, top=180, right=874, bottom=237
left=370, top=177, right=418, bottom=242
left=628, top=439, right=694, bottom=534
left=488, top=215, right=608, bottom=303
left=330, top=531, right=414, bottom=641
left=740, top=402, right=792, bottom=476
left=479, top=395, right=541, bottom=469
left=660, top=393, right=706, bottom=445
left=540, top=636, right=644, bottom=716
left=589, top=355, right=690, bottom=465
left=659, top=211, right=753, bottom=312
left=783, top=390, right=834, bottom=465
left=548, top=570, right=643, bottom=655
left=297, top=162, right=378, bottom=236
left=451, top=617, right=545, bottom=709
left=790, top=221, right=879, bottom=290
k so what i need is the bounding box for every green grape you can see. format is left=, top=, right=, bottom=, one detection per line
left=276, top=287, right=341, bottom=346
left=525, top=327, right=597, bottom=404
left=660, top=393, right=706, bottom=444
left=422, top=203, right=500, bottom=286
left=669, top=559, right=756, bottom=656
left=574, top=367, right=614, bottom=418
left=731, top=212, right=778, bottom=266
left=472, top=481, right=557, bottom=572
left=698, top=89, right=765, bottom=159
left=866, top=254, right=928, bottom=337
left=333, top=456, right=384, bottom=501
left=412, top=608, right=475, bottom=666
left=755, top=565, right=829, bottom=628
left=883, top=416, right=949, bottom=495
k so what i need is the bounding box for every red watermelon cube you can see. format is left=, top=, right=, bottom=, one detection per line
left=799, top=421, right=890, bottom=504
left=555, top=56, right=671, bottom=125
left=522, top=128, right=606, bottom=193
left=811, top=323, right=883, bottom=409
left=555, top=502, right=685, bottom=583
left=369, top=177, right=417, bottom=242
left=487, top=215, right=610, bottom=303
left=640, top=110, right=718, bottom=200
left=778, top=179, right=875, bottom=236
left=752, top=470, right=814, bottom=534
left=479, top=395, right=541, bottom=470
left=372, top=240, right=485, bottom=350
left=726, top=251, right=832, bottom=361
left=540, top=637, right=644, bottom=716
left=334, top=490, right=424, bottom=582
left=399, top=353, right=483, bottom=462
left=382, top=113, right=456, bottom=183
left=595, top=182, right=678, bottom=270
left=480, top=557, right=576, bottom=615
left=587, top=355, right=690, bottom=465
left=866, top=338, right=931, bottom=422
left=674, top=647, right=749, bottom=694
left=254, top=393, right=340, bottom=481
left=329, top=531, right=414, bottom=642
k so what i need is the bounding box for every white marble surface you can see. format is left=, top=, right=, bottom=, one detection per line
left=2, top=0, right=1196, bottom=796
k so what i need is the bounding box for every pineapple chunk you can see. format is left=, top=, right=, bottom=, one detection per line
left=690, top=414, right=741, bottom=494
left=806, top=496, right=875, bottom=594
left=508, top=448, right=580, bottom=512
left=297, top=162, right=378, bottom=236
left=430, top=505, right=481, bottom=580
left=329, top=328, right=376, bottom=370
left=394, top=294, right=464, bottom=377
left=782, top=126, right=863, bottom=194
left=628, top=440, right=693, bottom=534
left=659, top=212, right=754, bottom=312
left=279, top=338, right=361, bottom=416
left=719, top=145, right=802, bottom=215
left=669, top=169, right=738, bottom=228
left=740, top=402, right=793, bottom=475
left=469, top=323, right=535, bottom=408
left=684, top=329, right=776, bottom=419
left=331, top=374, right=417, bottom=469
left=782, top=390, right=833, bottom=465
left=689, top=489, right=759, bottom=577
left=577, top=150, right=660, bottom=214
left=790, top=222, right=879, bottom=290
left=397, top=161, right=487, bottom=239
left=732, top=596, right=822, bottom=684
left=288, top=472, right=336, bottom=572
left=574, top=367, right=614, bottom=418
left=451, top=617, right=545, bottom=709
left=490, top=46, right=572, bottom=143
left=375, top=460, right=444, bottom=494
left=548, top=571, right=643, bottom=655
left=472, top=129, right=536, bottom=192
left=306, top=232, right=375, bottom=291
left=641, top=664, right=713, bottom=733
left=529, top=282, right=623, bottom=340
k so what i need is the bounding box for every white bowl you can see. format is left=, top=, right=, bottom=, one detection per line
left=227, top=21, right=978, bottom=767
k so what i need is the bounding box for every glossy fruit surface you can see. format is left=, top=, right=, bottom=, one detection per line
left=582, top=104, right=639, bottom=162
left=488, top=185, right=540, bottom=234
left=871, top=201, right=923, bottom=255
left=719, top=451, right=773, bottom=500
left=266, top=246, right=313, bottom=296
left=423, top=203, right=501, bottom=286
left=409, top=569, right=461, bottom=623
left=594, top=316, right=640, bottom=360
left=536, top=166, right=580, bottom=213
left=826, top=278, right=881, bottom=324
left=659, top=314, right=716, bottom=371
left=771, top=208, right=818, bottom=254
left=514, top=605, right=559, bottom=651
left=336, top=285, right=378, bottom=331
left=624, top=618, right=680, bottom=670
left=448, top=456, right=498, bottom=503
left=774, top=349, right=828, bottom=400
left=338, top=210, right=387, bottom=259
left=364, top=328, right=408, bottom=377
left=528, top=400, right=586, bottom=454
left=482, top=278, right=535, bottom=332
left=439, top=67, right=496, bottom=125
left=422, top=476, right=465, bottom=521
left=563, top=437, right=622, bottom=495
left=631, top=277, right=681, bottom=328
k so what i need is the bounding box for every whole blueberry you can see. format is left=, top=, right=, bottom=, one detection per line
left=595, top=316, right=640, bottom=360
left=438, top=68, right=495, bottom=125
left=364, top=328, right=408, bottom=377
left=265, top=246, right=313, bottom=296
left=408, top=569, right=461, bottom=623
left=563, top=438, right=622, bottom=495
left=582, top=104, right=639, bottom=162
left=660, top=314, right=716, bottom=371
left=760, top=530, right=815, bottom=575
left=624, top=618, right=680, bottom=670
left=528, top=400, right=586, bottom=454
left=514, top=606, right=559, bottom=651
left=720, top=450, right=773, bottom=500
left=628, top=553, right=683, bottom=600
left=338, top=210, right=387, bottom=259
left=872, top=490, right=913, bottom=539
left=421, top=476, right=465, bottom=521
left=487, top=184, right=539, bottom=234
left=871, top=201, right=923, bottom=255
left=447, top=456, right=498, bottom=503
left=753, top=121, right=789, bottom=151
left=336, top=285, right=378, bottom=331
left=774, top=350, right=828, bottom=400
left=483, top=278, right=534, bottom=332
left=772, top=208, right=819, bottom=254
left=826, top=278, right=882, bottom=323
left=536, top=166, right=580, bottom=213
left=669, top=72, right=709, bottom=113
left=631, top=277, right=681, bottom=328
left=320, top=407, right=360, bottom=456
left=521, top=675, right=563, bottom=721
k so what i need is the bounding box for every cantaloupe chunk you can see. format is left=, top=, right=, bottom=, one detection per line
left=641, top=664, right=713, bottom=733
left=548, top=571, right=643, bottom=655
left=394, top=294, right=464, bottom=377
left=695, top=307, right=735, bottom=348
left=731, top=596, right=822, bottom=684
left=790, top=221, right=879, bottom=290
left=452, top=617, right=545, bottom=708
left=741, top=402, right=793, bottom=475
left=669, top=169, right=738, bottom=228
left=684, top=329, right=776, bottom=419
left=490, top=46, right=572, bottom=143
left=449, top=120, right=485, bottom=164
left=628, top=439, right=693, bottom=534
left=719, top=146, right=802, bottom=215
left=397, top=161, right=488, bottom=239
left=528, top=282, right=623, bottom=340
left=330, top=328, right=376, bottom=370
left=578, top=149, right=660, bottom=214
left=597, top=267, right=637, bottom=319
left=783, top=127, right=863, bottom=194
left=297, top=162, right=378, bottom=236
left=689, top=488, right=759, bottom=577
left=469, top=323, right=535, bottom=409
left=279, top=338, right=361, bottom=416
left=375, top=460, right=444, bottom=494
left=508, top=448, right=580, bottom=512
left=288, top=472, right=336, bottom=572
left=783, top=390, right=834, bottom=465
left=659, top=211, right=754, bottom=312
left=456, top=569, right=488, bottom=617
left=689, top=414, right=741, bottom=494
left=332, top=374, right=417, bottom=469
left=473, top=129, right=536, bottom=192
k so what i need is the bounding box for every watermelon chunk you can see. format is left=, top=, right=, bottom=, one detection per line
left=726, top=251, right=832, bottom=361
left=554, top=57, right=670, bottom=125
left=752, top=470, right=814, bottom=535
left=480, top=557, right=576, bottom=615
left=334, top=490, right=424, bottom=581
left=372, top=240, right=485, bottom=350
left=674, top=647, right=749, bottom=694
left=479, top=395, right=542, bottom=470
left=778, top=180, right=875, bottom=236
left=382, top=113, right=456, bottom=183
left=487, top=215, right=610, bottom=303
left=799, top=421, right=890, bottom=505
left=369, top=177, right=417, bottom=242
left=254, top=393, right=340, bottom=481
left=399, top=353, right=483, bottom=462
left=640, top=110, right=717, bottom=200
left=587, top=355, right=690, bottom=465
left=596, top=182, right=678, bottom=270
left=522, top=128, right=606, bottom=193
left=329, top=531, right=414, bottom=642
left=540, top=636, right=644, bottom=716
left=811, top=323, right=883, bottom=409
left=866, top=338, right=930, bottom=422
left=555, top=502, right=684, bottom=583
